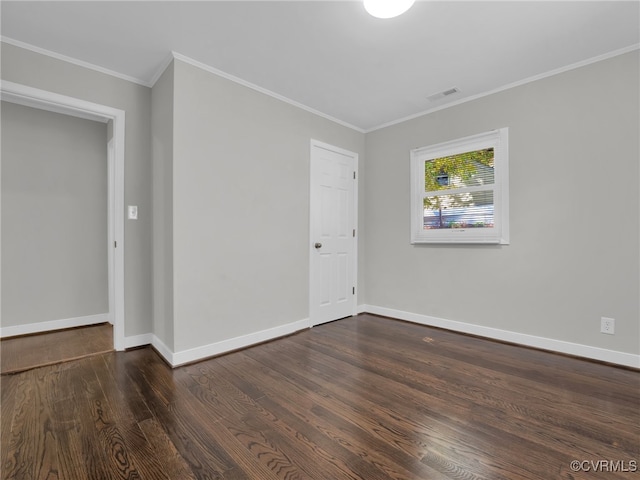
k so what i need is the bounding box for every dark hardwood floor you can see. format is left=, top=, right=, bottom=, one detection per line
left=1, top=323, right=113, bottom=375
left=1, top=314, right=638, bottom=479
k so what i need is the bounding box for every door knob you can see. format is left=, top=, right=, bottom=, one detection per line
left=314, top=242, right=322, bottom=249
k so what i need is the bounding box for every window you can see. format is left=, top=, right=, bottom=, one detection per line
left=410, top=128, right=509, bottom=244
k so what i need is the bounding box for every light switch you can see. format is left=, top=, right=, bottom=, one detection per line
left=128, top=205, right=138, bottom=220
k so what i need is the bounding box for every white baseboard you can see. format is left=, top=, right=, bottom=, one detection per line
left=121, top=332, right=175, bottom=363
left=122, top=319, right=310, bottom=367
left=114, top=306, right=639, bottom=369
left=359, top=304, right=640, bottom=369
left=150, top=335, right=174, bottom=365
left=168, top=318, right=311, bottom=367
left=123, top=333, right=154, bottom=349
left=0, top=313, right=110, bottom=338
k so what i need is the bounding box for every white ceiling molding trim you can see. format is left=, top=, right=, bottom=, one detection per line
left=2, top=35, right=637, bottom=135
left=171, top=51, right=365, bottom=134
left=1, top=36, right=152, bottom=88
left=366, top=43, right=640, bottom=133
left=0, top=34, right=363, bottom=132
left=148, top=52, right=176, bottom=88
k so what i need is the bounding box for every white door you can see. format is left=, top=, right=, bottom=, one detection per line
left=310, top=140, right=358, bottom=326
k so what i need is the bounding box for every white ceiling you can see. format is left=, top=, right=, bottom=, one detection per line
left=2, top=1, right=638, bottom=131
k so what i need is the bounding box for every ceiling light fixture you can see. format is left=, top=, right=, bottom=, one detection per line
left=364, top=0, right=416, bottom=19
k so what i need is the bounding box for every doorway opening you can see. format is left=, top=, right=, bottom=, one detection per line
left=1, top=81, right=126, bottom=350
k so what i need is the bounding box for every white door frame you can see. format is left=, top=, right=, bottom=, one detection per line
left=309, top=139, right=358, bottom=325
left=1, top=80, right=126, bottom=350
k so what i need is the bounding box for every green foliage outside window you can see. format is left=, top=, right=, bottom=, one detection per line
left=424, top=148, right=494, bottom=192
left=424, top=148, right=494, bottom=229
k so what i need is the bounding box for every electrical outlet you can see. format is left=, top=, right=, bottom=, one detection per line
left=600, top=317, right=615, bottom=335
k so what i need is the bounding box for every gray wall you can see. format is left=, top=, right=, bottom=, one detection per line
left=363, top=51, right=639, bottom=355
left=3, top=39, right=636, bottom=361
left=171, top=59, right=365, bottom=352
left=1, top=42, right=153, bottom=337
left=1, top=102, right=108, bottom=325
left=151, top=60, right=175, bottom=349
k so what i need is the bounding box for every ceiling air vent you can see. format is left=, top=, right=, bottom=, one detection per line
left=426, top=87, right=459, bottom=102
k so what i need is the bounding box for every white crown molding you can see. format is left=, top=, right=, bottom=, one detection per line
left=360, top=304, right=640, bottom=369
left=171, top=51, right=365, bottom=133
left=366, top=43, right=640, bottom=133
left=1, top=36, right=152, bottom=87
left=3, top=36, right=636, bottom=134
left=0, top=37, right=362, bottom=132
left=148, top=52, right=176, bottom=88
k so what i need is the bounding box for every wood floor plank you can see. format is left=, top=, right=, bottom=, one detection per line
left=66, top=357, right=124, bottom=480
left=251, top=392, right=394, bottom=480
left=50, top=362, right=91, bottom=480
left=335, top=317, right=639, bottom=405
left=308, top=321, right=640, bottom=450
left=1, top=323, right=113, bottom=375
left=89, top=355, right=173, bottom=480
left=341, top=327, right=636, bottom=467
left=31, top=368, right=61, bottom=480
left=1, top=314, right=638, bottom=479
left=138, top=417, right=197, bottom=480
left=188, top=361, right=389, bottom=480
left=2, top=370, right=37, bottom=480
left=243, top=343, right=516, bottom=479
left=120, top=348, right=244, bottom=479
left=219, top=350, right=445, bottom=480
left=177, top=362, right=337, bottom=480
left=98, top=353, right=154, bottom=424
left=0, top=373, right=19, bottom=472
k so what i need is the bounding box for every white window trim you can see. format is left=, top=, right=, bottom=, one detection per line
left=410, top=128, right=509, bottom=245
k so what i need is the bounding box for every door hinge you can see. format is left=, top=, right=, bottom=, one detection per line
left=353, top=171, right=356, bottom=180
left=352, top=286, right=355, bottom=295
left=353, top=229, right=356, bottom=237
left=114, top=241, right=117, bottom=248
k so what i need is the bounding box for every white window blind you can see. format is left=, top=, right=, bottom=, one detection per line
left=410, top=128, right=509, bottom=244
